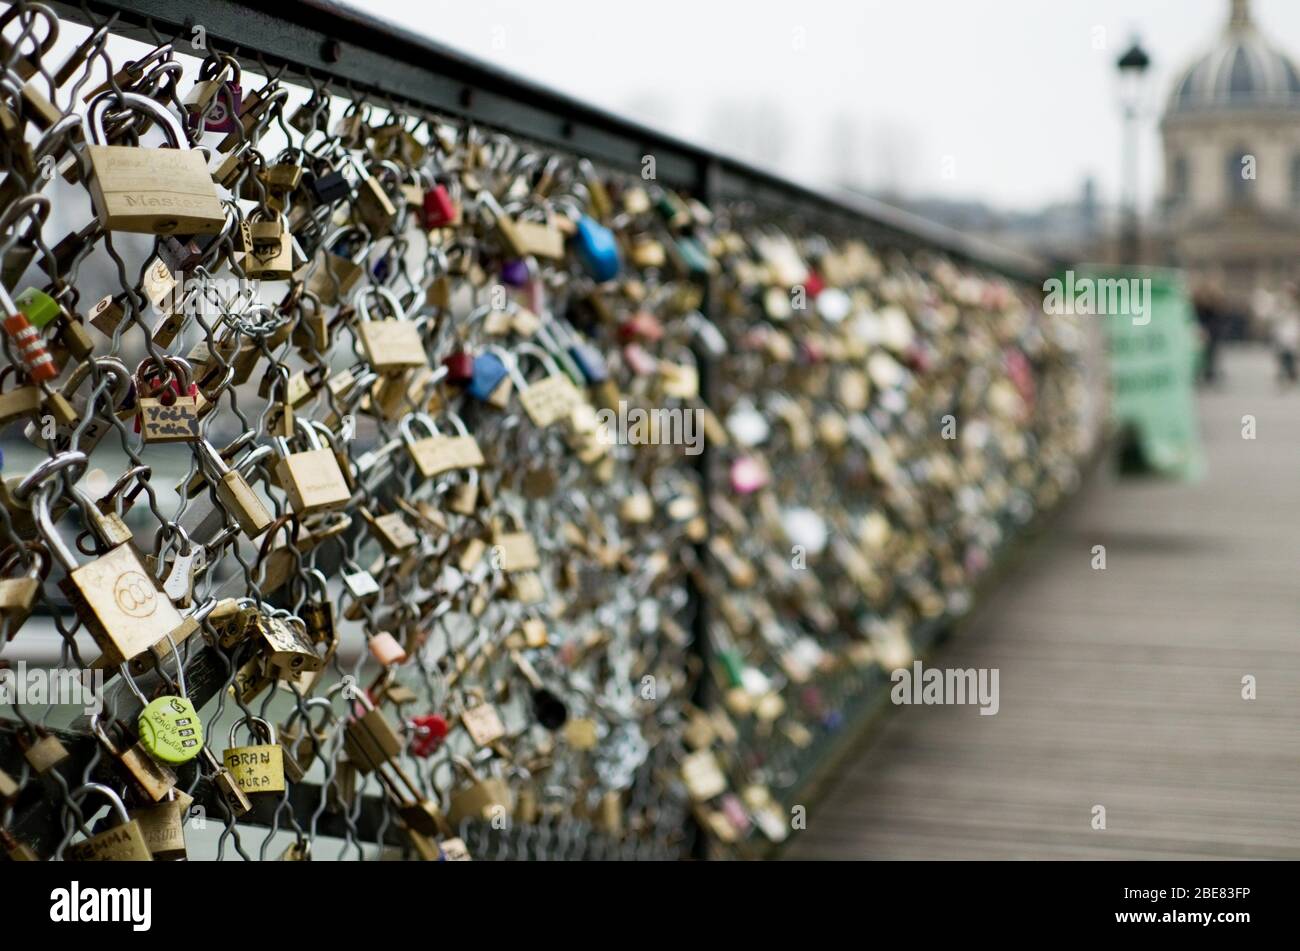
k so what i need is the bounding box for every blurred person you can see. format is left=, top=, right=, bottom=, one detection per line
left=1272, top=283, right=1300, bottom=387
left=1192, top=284, right=1225, bottom=385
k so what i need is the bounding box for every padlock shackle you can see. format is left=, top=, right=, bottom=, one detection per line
left=87, top=89, right=188, bottom=149
left=68, top=781, right=131, bottom=826
left=229, top=714, right=275, bottom=748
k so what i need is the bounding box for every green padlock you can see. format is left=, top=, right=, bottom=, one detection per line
left=138, top=695, right=203, bottom=764
left=14, top=287, right=61, bottom=329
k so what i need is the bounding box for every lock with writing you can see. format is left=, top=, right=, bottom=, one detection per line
left=224, top=716, right=286, bottom=794
left=273, top=416, right=352, bottom=515
left=84, top=90, right=225, bottom=234
left=353, top=284, right=428, bottom=375
left=399, top=410, right=485, bottom=480
left=129, top=788, right=192, bottom=860
left=63, top=783, right=152, bottom=861
left=134, top=356, right=202, bottom=444
left=35, top=475, right=185, bottom=667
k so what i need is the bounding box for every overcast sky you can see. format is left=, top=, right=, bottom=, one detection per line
left=350, top=0, right=1300, bottom=212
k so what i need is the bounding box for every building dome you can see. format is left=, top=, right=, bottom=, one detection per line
left=1167, top=0, right=1300, bottom=115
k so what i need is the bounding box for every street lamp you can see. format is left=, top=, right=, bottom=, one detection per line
left=1117, top=36, right=1151, bottom=266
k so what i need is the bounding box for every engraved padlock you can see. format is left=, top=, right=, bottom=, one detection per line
left=63, top=783, right=152, bottom=861
left=84, top=90, right=225, bottom=234
left=224, top=716, right=286, bottom=794
left=34, top=472, right=185, bottom=666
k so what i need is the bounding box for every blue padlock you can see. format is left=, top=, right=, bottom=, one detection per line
left=468, top=351, right=509, bottom=401
left=568, top=343, right=609, bottom=385
left=573, top=216, right=621, bottom=283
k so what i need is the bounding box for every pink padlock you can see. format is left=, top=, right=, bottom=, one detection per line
left=368, top=631, right=407, bottom=666
left=622, top=343, right=659, bottom=377
left=729, top=456, right=769, bottom=494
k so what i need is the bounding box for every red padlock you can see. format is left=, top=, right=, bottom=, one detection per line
left=442, top=350, right=475, bottom=386
left=422, top=185, right=458, bottom=229
left=409, top=713, right=449, bottom=758
left=618, top=310, right=664, bottom=344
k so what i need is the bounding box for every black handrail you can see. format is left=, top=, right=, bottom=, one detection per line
left=48, top=0, right=1045, bottom=283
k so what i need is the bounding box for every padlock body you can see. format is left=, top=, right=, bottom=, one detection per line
left=87, top=145, right=225, bottom=234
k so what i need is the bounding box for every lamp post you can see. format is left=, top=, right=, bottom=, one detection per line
left=1117, top=36, right=1151, bottom=266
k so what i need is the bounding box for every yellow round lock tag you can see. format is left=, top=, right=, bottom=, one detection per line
left=138, top=695, right=204, bottom=764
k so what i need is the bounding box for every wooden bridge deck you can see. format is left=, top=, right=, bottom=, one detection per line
left=786, top=345, right=1300, bottom=860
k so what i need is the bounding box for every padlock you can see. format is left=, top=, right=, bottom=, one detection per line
left=273, top=418, right=352, bottom=515
left=254, top=610, right=325, bottom=679
left=507, top=343, right=583, bottom=428
left=20, top=727, right=70, bottom=774
left=130, top=789, right=191, bottom=860
left=351, top=157, right=399, bottom=236
left=199, top=746, right=253, bottom=816
left=422, top=182, right=458, bottom=228
left=446, top=756, right=513, bottom=826
left=196, top=439, right=273, bottom=539
left=459, top=690, right=507, bottom=747
left=241, top=215, right=296, bottom=281
left=353, top=285, right=428, bottom=375
left=184, top=54, right=242, bottom=132
left=137, top=694, right=204, bottom=765
left=477, top=191, right=564, bottom=259
left=36, top=478, right=186, bottom=667
left=135, top=358, right=201, bottom=444
left=280, top=697, right=334, bottom=777
left=224, top=716, right=286, bottom=794
left=360, top=506, right=419, bottom=556
left=573, top=215, right=621, bottom=282
left=84, top=90, right=225, bottom=234
left=343, top=690, right=404, bottom=774
left=24, top=356, right=132, bottom=455
left=0, top=284, right=58, bottom=383
left=0, top=375, right=42, bottom=428
left=491, top=513, right=541, bottom=573
left=467, top=350, right=511, bottom=403
left=399, top=411, right=485, bottom=480
left=64, top=784, right=152, bottom=861
left=0, top=544, right=47, bottom=637
left=90, top=715, right=177, bottom=803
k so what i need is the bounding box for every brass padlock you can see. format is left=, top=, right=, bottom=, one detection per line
left=84, top=91, right=224, bottom=235
left=223, top=716, right=286, bottom=794
left=36, top=481, right=185, bottom=667
left=130, top=789, right=191, bottom=860
left=197, top=439, right=272, bottom=539
left=353, top=285, right=428, bottom=376
left=0, top=544, right=46, bottom=637
left=91, top=715, right=177, bottom=803
left=272, top=420, right=352, bottom=515
left=64, top=784, right=152, bottom=861
left=446, top=756, right=513, bottom=826
left=254, top=611, right=324, bottom=679
left=342, top=691, right=404, bottom=774
left=399, top=411, right=485, bottom=480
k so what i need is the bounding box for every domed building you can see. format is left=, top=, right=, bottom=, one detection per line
left=1160, top=0, right=1300, bottom=316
